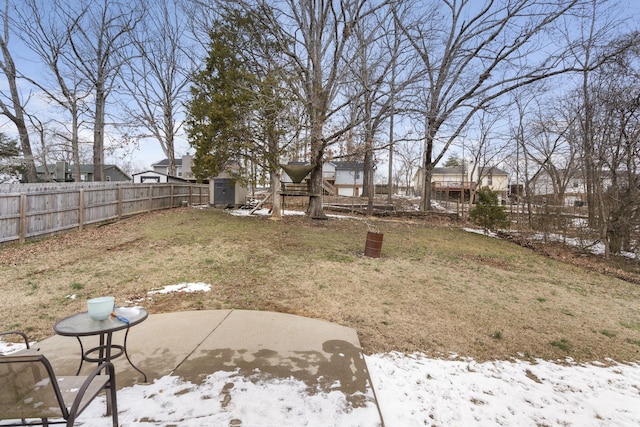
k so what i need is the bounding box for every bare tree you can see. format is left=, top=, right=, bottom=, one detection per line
left=121, top=0, right=192, bottom=177
left=507, top=93, right=549, bottom=228
left=242, top=0, right=385, bottom=218
left=587, top=35, right=640, bottom=256
left=393, top=138, right=421, bottom=196
left=394, top=0, right=588, bottom=211
left=0, top=0, right=37, bottom=182
left=460, top=107, right=513, bottom=207
left=565, top=0, right=623, bottom=225
left=526, top=101, right=580, bottom=207
left=63, top=0, right=145, bottom=181
left=14, top=0, right=92, bottom=182
left=346, top=9, right=399, bottom=213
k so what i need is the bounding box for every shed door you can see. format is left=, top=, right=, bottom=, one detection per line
left=214, top=179, right=235, bottom=205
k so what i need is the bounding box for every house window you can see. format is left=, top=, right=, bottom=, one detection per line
left=487, top=175, right=493, bottom=186
left=355, top=171, right=360, bottom=180
left=106, top=176, right=111, bottom=181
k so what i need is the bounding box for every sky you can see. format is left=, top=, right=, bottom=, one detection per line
left=2, top=282, right=639, bottom=426
left=91, top=0, right=640, bottom=176
left=2, top=0, right=640, bottom=178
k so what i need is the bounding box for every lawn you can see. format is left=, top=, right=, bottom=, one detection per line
left=1, top=207, right=639, bottom=363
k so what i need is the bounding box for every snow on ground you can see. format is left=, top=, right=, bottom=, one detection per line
left=463, top=228, right=639, bottom=260
left=146, top=282, right=212, bottom=295
left=80, top=354, right=640, bottom=426
left=463, top=227, right=499, bottom=238
left=367, top=353, right=640, bottom=427
left=229, top=207, right=305, bottom=217
left=3, top=337, right=640, bottom=426
left=528, top=232, right=637, bottom=259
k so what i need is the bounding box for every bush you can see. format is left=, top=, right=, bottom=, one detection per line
left=469, top=187, right=509, bottom=232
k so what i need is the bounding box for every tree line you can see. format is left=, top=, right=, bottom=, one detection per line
left=1, top=0, right=638, bottom=256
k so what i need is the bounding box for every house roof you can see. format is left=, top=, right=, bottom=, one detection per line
left=131, top=170, right=189, bottom=182
left=333, top=161, right=364, bottom=171
left=36, top=164, right=128, bottom=175
left=431, top=165, right=508, bottom=176
left=433, top=166, right=465, bottom=175
left=285, top=160, right=364, bottom=170
left=151, top=158, right=184, bottom=167
left=478, top=166, right=508, bottom=176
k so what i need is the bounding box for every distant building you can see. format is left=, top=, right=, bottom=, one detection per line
left=414, top=162, right=509, bottom=202
left=529, top=169, right=586, bottom=206
left=131, top=170, right=190, bottom=184
left=150, top=154, right=248, bottom=207
left=36, top=162, right=130, bottom=182
left=151, top=154, right=194, bottom=181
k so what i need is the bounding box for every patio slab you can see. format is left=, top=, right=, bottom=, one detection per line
left=33, top=309, right=383, bottom=425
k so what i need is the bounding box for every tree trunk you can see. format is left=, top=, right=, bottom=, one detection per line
left=72, top=107, right=81, bottom=182
left=0, top=34, right=37, bottom=182
left=420, top=163, right=434, bottom=211
left=420, top=121, right=436, bottom=211
left=270, top=169, right=282, bottom=219
left=306, top=112, right=326, bottom=218
left=307, top=162, right=325, bottom=218
left=93, top=83, right=106, bottom=181
left=363, top=148, right=374, bottom=214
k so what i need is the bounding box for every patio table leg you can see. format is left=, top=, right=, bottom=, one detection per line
left=123, top=327, right=147, bottom=382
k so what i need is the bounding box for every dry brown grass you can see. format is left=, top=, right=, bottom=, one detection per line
left=1, top=207, right=640, bottom=363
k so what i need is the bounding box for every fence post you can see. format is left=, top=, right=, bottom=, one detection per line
left=79, top=189, right=84, bottom=231
left=170, top=185, right=174, bottom=208
left=189, top=185, right=193, bottom=206
left=148, top=185, right=153, bottom=212
left=19, top=194, right=26, bottom=243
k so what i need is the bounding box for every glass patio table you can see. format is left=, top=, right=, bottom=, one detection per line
left=53, top=306, right=148, bottom=382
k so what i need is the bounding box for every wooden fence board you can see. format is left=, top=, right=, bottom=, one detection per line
left=0, top=183, right=209, bottom=244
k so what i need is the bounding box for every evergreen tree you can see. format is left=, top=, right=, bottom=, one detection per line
left=0, top=133, right=24, bottom=182
left=185, top=13, right=256, bottom=181
left=469, top=187, right=509, bottom=232
left=444, top=156, right=462, bottom=167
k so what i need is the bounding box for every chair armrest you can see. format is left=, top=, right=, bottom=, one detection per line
left=67, top=362, right=117, bottom=421
left=0, top=331, right=30, bottom=348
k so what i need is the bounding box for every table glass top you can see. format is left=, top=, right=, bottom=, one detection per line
left=54, top=306, right=147, bottom=336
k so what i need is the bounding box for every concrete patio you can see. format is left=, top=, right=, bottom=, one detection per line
left=34, top=309, right=384, bottom=426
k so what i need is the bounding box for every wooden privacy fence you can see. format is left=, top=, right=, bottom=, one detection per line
left=0, top=182, right=209, bottom=244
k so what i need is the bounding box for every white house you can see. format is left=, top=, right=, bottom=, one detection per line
left=529, top=169, right=586, bottom=206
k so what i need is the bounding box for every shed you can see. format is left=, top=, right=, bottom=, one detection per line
left=132, top=170, right=189, bottom=184
left=209, top=171, right=248, bottom=207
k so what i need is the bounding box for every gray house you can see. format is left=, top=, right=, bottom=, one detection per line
left=36, top=162, right=130, bottom=182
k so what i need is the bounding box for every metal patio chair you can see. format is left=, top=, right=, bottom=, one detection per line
left=0, top=332, right=118, bottom=427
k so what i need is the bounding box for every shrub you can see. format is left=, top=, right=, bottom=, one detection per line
left=469, top=187, right=509, bottom=232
